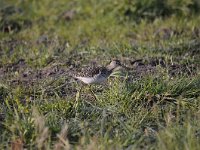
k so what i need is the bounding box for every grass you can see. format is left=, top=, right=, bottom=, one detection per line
left=0, top=0, right=200, bottom=149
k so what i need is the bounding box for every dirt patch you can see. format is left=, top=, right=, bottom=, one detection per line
left=192, top=27, right=200, bottom=38
left=0, top=55, right=199, bottom=99
left=0, top=39, right=28, bottom=57
left=0, top=19, right=21, bottom=33
left=0, top=58, right=27, bottom=79
left=0, top=58, right=27, bottom=75
left=0, top=5, right=32, bottom=33
left=1, top=56, right=198, bottom=83
left=6, top=63, right=69, bottom=85
left=0, top=49, right=88, bottom=89
left=0, top=18, right=32, bottom=33
left=168, top=64, right=197, bottom=77
left=127, top=57, right=198, bottom=78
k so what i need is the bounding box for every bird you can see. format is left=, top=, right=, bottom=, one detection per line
left=73, top=59, right=122, bottom=84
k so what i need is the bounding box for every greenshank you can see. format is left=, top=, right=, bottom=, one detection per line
left=74, top=60, right=122, bottom=84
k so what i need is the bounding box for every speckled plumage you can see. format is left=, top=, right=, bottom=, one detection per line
left=74, top=60, right=121, bottom=84
left=75, top=66, right=110, bottom=77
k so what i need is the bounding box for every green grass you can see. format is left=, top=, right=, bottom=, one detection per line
left=0, top=0, right=200, bottom=149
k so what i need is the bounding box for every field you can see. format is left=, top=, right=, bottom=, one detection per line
left=0, top=0, right=200, bottom=149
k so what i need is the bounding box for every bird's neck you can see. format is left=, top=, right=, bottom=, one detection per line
left=106, top=65, right=116, bottom=71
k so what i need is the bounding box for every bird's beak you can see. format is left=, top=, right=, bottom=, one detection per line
left=114, top=64, right=127, bottom=71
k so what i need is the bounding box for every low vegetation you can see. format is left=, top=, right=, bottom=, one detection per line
left=0, top=0, right=200, bottom=149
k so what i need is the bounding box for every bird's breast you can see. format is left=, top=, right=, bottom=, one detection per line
left=75, top=76, right=106, bottom=84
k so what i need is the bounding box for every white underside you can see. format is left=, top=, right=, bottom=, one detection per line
left=74, top=75, right=106, bottom=84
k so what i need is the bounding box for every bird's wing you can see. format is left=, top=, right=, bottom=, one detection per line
left=75, top=66, right=104, bottom=77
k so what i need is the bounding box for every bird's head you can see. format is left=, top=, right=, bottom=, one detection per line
left=106, top=59, right=121, bottom=70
